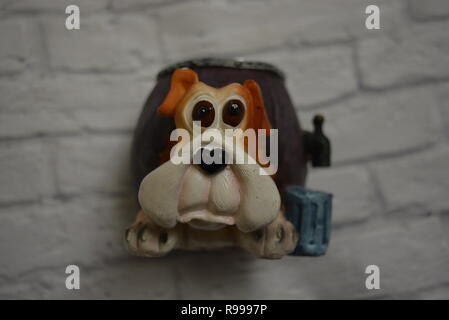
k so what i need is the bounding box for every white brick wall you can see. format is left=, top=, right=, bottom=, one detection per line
left=358, top=20, right=449, bottom=89
left=249, top=46, right=357, bottom=108
left=0, top=18, right=43, bottom=75
left=44, top=14, right=162, bottom=72
left=409, top=0, right=449, bottom=21
left=0, top=0, right=448, bottom=299
left=301, top=85, right=444, bottom=164
left=0, top=141, right=55, bottom=204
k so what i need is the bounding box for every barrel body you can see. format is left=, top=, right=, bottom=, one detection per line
left=131, top=58, right=308, bottom=195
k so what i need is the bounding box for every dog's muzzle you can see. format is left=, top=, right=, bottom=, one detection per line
left=138, top=140, right=280, bottom=232
left=194, top=148, right=228, bottom=175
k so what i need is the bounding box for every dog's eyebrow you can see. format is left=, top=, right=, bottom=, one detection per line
left=186, top=86, right=216, bottom=99
left=188, top=93, right=216, bottom=104
left=220, top=94, right=246, bottom=103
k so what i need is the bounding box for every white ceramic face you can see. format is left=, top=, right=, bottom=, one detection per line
left=176, top=84, right=249, bottom=134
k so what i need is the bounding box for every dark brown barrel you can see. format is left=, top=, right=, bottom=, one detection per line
left=131, top=58, right=308, bottom=196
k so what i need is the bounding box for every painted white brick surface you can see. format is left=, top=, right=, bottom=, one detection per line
left=409, top=0, right=449, bottom=21
left=44, top=15, right=161, bottom=72
left=249, top=46, right=357, bottom=108
left=0, top=0, right=448, bottom=299
left=0, top=18, right=43, bottom=75
left=0, top=141, right=55, bottom=204
left=306, top=166, right=379, bottom=226
left=55, top=135, right=132, bottom=195
left=1, top=0, right=110, bottom=13
left=374, top=146, right=449, bottom=214
left=358, top=20, right=449, bottom=89
left=300, top=85, right=444, bottom=164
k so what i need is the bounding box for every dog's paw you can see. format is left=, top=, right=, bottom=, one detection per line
left=258, top=217, right=298, bottom=259
left=239, top=214, right=298, bottom=259
left=125, top=219, right=179, bottom=257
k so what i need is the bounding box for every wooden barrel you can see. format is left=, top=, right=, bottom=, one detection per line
left=131, top=58, right=308, bottom=196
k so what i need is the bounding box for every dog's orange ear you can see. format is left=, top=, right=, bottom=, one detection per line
left=244, top=80, right=272, bottom=133
left=158, top=68, right=199, bottom=117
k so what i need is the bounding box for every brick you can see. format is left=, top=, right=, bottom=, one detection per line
left=0, top=111, right=79, bottom=139
left=409, top=0, right=449, bottom=20
left=0, top=73, right=156, bottom=113
left=44, top=15, right=161, bottom=72
left=408, top=285, right=449, bottom=299
left=2, top=215, right=447, bottom=298
left=306, top=166, right=379, bottom=226
left=298, top=85, right=443, bottom=164
left=249, top=46, right=356, bottom=108
left=385, top=280, right=449, bottom=299
left=288, top=0, right=407, bottom=45
left=0, top=258, right=176, bottom=299
left=49, top=259, right=176, bottom=299
left=174, top=217, right=449, bottom=299
left=0, top=106, right=142, bottom=139
left=0, top=141, right=54, bottom=204
left=6, top=108, right=143, bottom=138
left=55, top=135, right=132, bottom=195
left=157, top=0, right=301, bottom=60
left=0, top=107, right=140, bottom=139
left=0, top=201, right=68, bottom=277
left=436, top=83, right=449, bottom=139
left=340, top=217, right=449, bottom=299
left=72, top=108, right=141, bottom=133
left=358, top=20, right=449, bottom=89
left=0, top=72, right=155, bottom=138
left=110, top=0, right=166, bottom=11
left=0, top=195, right=136, bottom=278
left=2, top=0, right=109, bottom=13
left=373, top=147, right=449, bottom=214
left=0, top=282, right=33, bottom=300
left=158, top=0, right=405, bottom=60
left=441, top=213, right=449, bottom=244
left=0, top=18, right=42, bottom=74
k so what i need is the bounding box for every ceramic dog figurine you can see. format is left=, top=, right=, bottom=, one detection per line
left=126, top=58, right=332, bottom=259
left=126, top=68, right=298, bottom=259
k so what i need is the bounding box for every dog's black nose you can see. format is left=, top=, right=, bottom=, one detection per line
left=194, top=148, right=228, bottom=175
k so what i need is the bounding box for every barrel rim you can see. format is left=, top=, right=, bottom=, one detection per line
left=157, top=57, right=285, bottom=80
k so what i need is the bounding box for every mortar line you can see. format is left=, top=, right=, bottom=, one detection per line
left=366, top=165, right=388, bottom=214
left=331, top=142, right=439, bottom=169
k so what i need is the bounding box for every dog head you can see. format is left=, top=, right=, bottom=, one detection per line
left=138, top=68, right=280, bottom=232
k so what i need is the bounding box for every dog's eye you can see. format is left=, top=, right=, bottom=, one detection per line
left=192, top=101, right=215, bottom=127
left=223, top=100, right=245, bottom=127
